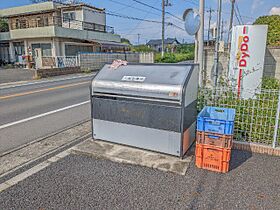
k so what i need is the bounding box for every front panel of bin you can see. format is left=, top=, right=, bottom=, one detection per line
left=91, top=64, right=198, bottom=157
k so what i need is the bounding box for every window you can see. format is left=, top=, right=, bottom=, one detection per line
left=65, top=44, right=93, bottom=56
left=36, top=16, right=49, bottom=27
left=31, top=43, right=52, bottom=57
left=63, top=12, right=76, bottom=22
left=43, top=16, right=49, bottom=26
left=15, top=19, right=20, bottom=29
left=14, top=42, right=25, bottom=56
left=37, top=17, right=44, bottom=27
left=41, top=44, right=52, bottom=56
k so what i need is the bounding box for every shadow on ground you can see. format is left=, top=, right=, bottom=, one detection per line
left=230, top=149, right=252, bottom=171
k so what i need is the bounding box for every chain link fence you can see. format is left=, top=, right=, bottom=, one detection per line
left=198, top=87, right=280, bottom=147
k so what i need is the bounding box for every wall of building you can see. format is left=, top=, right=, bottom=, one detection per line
left=0, top=2, right=55, bottom=17
left=54, top=26, right=120, bottom=42
left=83, top=7, right=105, bottom=25
left=62, top=9, right=83, bottom=30
left=262, top=47, right=280, bottom=80
left=203, top=47, right=230, bottom=85
left=9, top=12, right=55, bottom=30
left=8, top=25, right=120, bottom=43
left=0, top=32, right=11, bottom=41
left=203, top=46, right=280, bottom=84
left=10, top=26, right=56, bottom=40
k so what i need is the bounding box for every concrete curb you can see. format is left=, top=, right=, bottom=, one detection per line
left=233, top=141, right=280, bottom=156
left=71, top=139, right=193, bottom=176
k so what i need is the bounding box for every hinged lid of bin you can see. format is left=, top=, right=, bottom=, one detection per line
left=91, top=64, right=195, bottom=101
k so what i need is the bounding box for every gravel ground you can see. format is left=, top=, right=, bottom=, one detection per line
left=0, top=150, right=280, bottom=210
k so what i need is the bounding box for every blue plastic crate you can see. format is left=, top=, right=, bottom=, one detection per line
left=197, top=106, right=236, bottom=135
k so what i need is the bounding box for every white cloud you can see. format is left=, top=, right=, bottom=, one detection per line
left=269, top=7, right=280, bottom=15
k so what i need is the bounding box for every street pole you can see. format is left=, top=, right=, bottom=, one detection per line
left=197, top=0, right=205, bottom=86
left=213, top=0, right=222, bottom=86
left=207, top=8, right=214, bottom=45
left=137, top=33, right=140, bottom=45
left=161, top=0, right=165, bottom=58
left=227, top=0, right=235, bottom=49
left=221, top=20, right=224, bottom=41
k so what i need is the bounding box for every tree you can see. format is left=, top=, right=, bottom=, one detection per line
left=0, top=19, right=9, bottom=32
left=176, top=43, right=195, bottom=54
left=254, top=15, right=280, bottom=46
left=121, top=38, right=131, bottom=45
left=131, top=45, right=154, bottom=53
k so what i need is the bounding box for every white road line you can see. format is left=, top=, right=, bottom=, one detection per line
left=0, top=101, right=90, bottom=130
left=0, top=73, right=95, bottom=90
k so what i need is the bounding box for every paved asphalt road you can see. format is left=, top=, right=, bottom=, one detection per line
left=0, top=150, right=279, bottom=209
left=0, top=74, right=94, bottom=154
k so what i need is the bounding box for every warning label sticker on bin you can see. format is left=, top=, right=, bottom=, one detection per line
left=121, top=76, right=146, bottom=82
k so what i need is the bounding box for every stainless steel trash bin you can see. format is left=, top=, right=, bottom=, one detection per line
left=91, top=63, right=199, bottom=157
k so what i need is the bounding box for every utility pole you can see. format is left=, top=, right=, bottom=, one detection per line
left=213, top=0, right=222, bottom=86
left=227, top=0, right=235, bottom=49
left=221, top=20, right=225, bottom=41
left=207, top=8, right=214, bottom=44
left=137, top=33, right=140, bottom=45
left=161, top=0, right=165, bottom=58
left=197, top=0, right=205, bottom=86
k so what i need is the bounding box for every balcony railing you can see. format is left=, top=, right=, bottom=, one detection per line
left=10, top=16, right=114, bottom=34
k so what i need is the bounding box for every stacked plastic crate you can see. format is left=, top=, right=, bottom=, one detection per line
left=195, top=106, right=236, bottom=173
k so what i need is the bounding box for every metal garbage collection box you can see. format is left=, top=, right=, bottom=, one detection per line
left=91, top=63, right=199, bottom=157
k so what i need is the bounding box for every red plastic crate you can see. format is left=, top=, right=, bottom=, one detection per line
left=196, top=131, right=233, bottom=149
left=195, top=143, right=231, bottom=173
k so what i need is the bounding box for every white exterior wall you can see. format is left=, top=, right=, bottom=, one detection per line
left=75, top=9, right=83, bottom=21
left=83, top=8, right=106, bottom=25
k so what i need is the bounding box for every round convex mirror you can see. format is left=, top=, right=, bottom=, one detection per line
left=183, top=9, right=201, bottom=35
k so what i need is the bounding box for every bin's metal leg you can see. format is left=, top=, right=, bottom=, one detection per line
left=272, top=91, right=280, bottom=148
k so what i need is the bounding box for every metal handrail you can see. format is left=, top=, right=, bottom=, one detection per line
left=10, top=16, right=114, bottom=34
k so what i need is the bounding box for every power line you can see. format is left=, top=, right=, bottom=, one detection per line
left=107, top=0, right=160, bottom=16
left=89, top=8, right=185, bottom=32
left=234, top=7, right=241, bottom=24
left=51, top=0, right=186, bottom=39
left=218, top=8, right=254, bottom=21
left=124, top=0, right=158, bottom=39
left=168, top=23, right=185, bottom=31
left=131, top=0, right=183, bottom=21
left=235, top=2, right=244, bottom=24
left=105, top=10, right=163, bottom=24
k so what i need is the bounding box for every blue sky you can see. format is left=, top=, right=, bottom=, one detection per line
left=1, top=0, right=279, bottom=44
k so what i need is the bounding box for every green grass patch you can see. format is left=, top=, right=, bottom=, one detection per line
left=155, top=53, right=194, bottom=63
